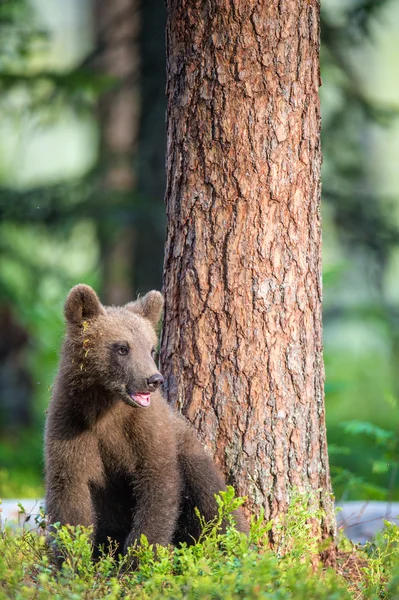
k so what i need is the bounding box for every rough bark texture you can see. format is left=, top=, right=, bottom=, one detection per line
left=161, top=0, right=335, bottom=537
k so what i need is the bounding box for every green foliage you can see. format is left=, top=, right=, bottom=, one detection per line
left=342, top=420, right=395, bottom=446
left=362, top=520, right=399, bottom=598
left=0, top=489, right=353, bottom=600
left=0, top=447, right=43, bottom=499
left=0, top=0, right=45, bottom=73
left=321, top=0, right=399, bottom=261
left=0, top=0, right=111, bottom=118
left=329, top=393, right=399, bottom=502
left=2, top=488, right=399, bottom=599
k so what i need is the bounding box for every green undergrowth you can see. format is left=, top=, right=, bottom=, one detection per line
left=0, top=488, right=398, bottom=599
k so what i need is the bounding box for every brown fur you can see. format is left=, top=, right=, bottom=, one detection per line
left=45, top=285, right=247, bottom=557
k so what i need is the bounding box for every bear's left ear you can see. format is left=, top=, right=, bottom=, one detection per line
left=126, top=291, right=164, bottom=328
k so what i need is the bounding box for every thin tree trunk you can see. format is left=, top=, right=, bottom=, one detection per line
left=135, top=0, right=167, bottom=294
left=0, top=306, right=32, bottom=431
left=161, top=0, right=335, bottom=541
left=94, top=0, right=140, bottom=305
left=94, top=0, right=166, bottom=300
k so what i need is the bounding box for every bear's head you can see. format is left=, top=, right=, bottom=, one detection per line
left=63, top=284, right=164, bottom=408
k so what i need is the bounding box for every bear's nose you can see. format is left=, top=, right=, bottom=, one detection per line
left=147, top=373, right=164, bottom=391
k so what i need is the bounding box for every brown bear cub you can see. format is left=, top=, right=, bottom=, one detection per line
left=45, top=284, right=247, bottom=558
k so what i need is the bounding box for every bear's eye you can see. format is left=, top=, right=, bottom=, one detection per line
left=151, top=347, right=157, bottom=359
left=117, top=346, right=129, bottom=356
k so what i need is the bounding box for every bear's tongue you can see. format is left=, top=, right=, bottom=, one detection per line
left=131, top=392, right=150, bottom=407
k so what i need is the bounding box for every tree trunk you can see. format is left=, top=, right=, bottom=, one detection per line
left=161, top=0, right=335, bottom=540
left=94, top=0, right=140, bottom=305
left=135, top=0, right=167, bottom=295
left=94, top=0, right=167, bottom=300
left=0, top=306, right=32, bottom=432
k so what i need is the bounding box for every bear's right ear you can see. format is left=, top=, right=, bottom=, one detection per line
left=64, top=284, right=105, bottom=325
left=126, top=291, right=164, bottom=328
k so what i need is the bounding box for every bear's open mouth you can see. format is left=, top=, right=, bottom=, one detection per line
left=124, top=391, right=151, bottom=408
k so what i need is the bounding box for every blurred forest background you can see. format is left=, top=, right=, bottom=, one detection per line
left=0, top=0, right=399, bottom=502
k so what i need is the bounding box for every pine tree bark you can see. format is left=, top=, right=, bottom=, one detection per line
left=161, top=0, right=335, bottom=539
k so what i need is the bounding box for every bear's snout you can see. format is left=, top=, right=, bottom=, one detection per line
left=147, top=373, right=164, bottom=391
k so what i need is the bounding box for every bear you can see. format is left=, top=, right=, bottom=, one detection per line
left=45, top=284, right=247, bottom=558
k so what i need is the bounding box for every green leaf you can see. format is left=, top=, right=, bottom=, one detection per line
left=328, top=444, right=351, bottom=456
left=341, top=420, right=395, bottom=445
left=372, top=460, right=390, bottom=474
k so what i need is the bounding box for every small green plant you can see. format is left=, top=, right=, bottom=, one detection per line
left=362, top=519, right=399, bottom=598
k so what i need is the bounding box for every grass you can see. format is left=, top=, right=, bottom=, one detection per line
left=1, top=488, right=398, bottom=599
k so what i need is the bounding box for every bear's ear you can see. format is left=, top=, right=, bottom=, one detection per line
left=64, top=284, right=104, bottom=325
left=126, top=291, right=164, bottom=328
